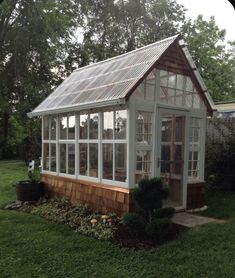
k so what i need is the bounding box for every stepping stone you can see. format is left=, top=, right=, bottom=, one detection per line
left=5, top=201, right=22, bottom=210
left=172, top=212, right=225, bottom=228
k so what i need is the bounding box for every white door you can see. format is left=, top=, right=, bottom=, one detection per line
left=155, top=108, right=189, bottom=209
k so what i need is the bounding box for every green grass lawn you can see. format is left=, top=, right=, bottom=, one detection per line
left=1, top=162, right=235, bottom=277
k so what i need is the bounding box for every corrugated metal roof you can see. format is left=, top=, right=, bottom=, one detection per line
left=29, top=35, right=179, bottom=117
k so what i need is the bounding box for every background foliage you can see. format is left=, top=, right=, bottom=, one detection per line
left=0, top=0, right=234, bottom=160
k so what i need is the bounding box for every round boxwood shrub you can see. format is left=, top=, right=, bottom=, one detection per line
left=122, top=212, right=146, bottom=235
left=146, top=218, right=171, bottom=242
left=133, top=177, right=169, bottom=221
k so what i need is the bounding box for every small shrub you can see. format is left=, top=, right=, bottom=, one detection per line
left=146, top=218, right=171, bottom=243
left=122, top=212, right=146, bottom=235
left=133, top=177, right=169, bottom=221
left=205, top=137, right=235, bottom=190
left=154, top=207, right=175, bottom=219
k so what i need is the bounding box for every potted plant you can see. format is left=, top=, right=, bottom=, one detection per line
left=16, top=162, right=44, bottom=202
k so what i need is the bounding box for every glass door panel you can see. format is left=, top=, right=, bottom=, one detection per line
left=160, top=112, right=185, bottom=208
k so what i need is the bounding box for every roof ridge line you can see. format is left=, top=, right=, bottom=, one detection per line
left=74, top=34, right=179, bottom=73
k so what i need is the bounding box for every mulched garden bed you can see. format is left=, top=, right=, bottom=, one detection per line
left=112, top=222, right=188, bottom=250
left=5, top=200, right=188, bottom=250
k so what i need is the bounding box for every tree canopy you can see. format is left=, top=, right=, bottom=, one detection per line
left=0, top=0, right=81, bottom=159
left=0, top=0, right=234, bottom=159
left=182, top=15, right=235, bottom=101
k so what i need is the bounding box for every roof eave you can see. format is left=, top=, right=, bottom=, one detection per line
left=27, top=98, right=126, bottom=118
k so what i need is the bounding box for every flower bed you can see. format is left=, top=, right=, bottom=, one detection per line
left=6, top=197, right=187, bottom=249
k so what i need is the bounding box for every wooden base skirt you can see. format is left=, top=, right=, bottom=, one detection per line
left=41, top=174, right=205, bottom=215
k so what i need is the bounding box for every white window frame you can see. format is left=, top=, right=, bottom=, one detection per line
left=41, top=108, right=128, bottom=188
left=101, top=109, right=128, bottom=186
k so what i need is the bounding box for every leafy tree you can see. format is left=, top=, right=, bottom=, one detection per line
left=182, top=15, right=235, bottom=101
left=65, top=0, right=186, bottom=69
left=0, top=0, right=81, bottom=159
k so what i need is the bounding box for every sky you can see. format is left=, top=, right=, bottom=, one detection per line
left=176, top=0, right=235, bottom=42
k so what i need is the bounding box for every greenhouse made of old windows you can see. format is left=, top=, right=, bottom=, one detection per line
left=28, top=35, right=214, bottom=215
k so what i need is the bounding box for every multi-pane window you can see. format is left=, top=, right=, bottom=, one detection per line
left=102, top=110, right=127, bottom=182
left=132, top=69, right=157, bottom=101
left=136, top=112, right=152, bottom=145
left=160, top=71, right=184, bottom=106
left=42, top=109, right=127, bottom=184
left=160, top=115, right=184, bottom=177
left=42, top=116, right=57, bottom=172
left=159, top=70, right=205, bottom=110
left=59, top=114, right=75, bottom=175
left=79, top=113, right=98, bottom=178
left=135, top=111, right=153, bottom=183
left=185, top=77, right=202, bottom=109
left=188, top=118, right=201, bottom=180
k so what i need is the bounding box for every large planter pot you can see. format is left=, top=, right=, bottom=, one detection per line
left=16, top=180, right=44, bottom=202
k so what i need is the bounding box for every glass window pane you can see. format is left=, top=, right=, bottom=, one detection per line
left=175, top=116, right=184, bottom=142
left=80, top=114, right=88, bottom=139
left=145, top=79, right=155, bottom=101
left=115, top=144, right=126, bottom=182
left=103, top=143, right=113, bottom=180
left=174, top=144, right=182, bottom=174
left=135, top=151, right=152, bottom=184
left=43, top=117, right=49, bottom=140
left=103, top=111, right=113, bottom=139
left=193, top=151, right=198, bottom=161
left=160, top=70, right=168, bottom=87
left=68, top=144, right=75, bottom=175
left=188, top=118, right=201, bottom=181
left=60, top=115, right=67, bottom=139
left=89, top=113, right=98, bottom=139
left=185, top=77, right=193, bottom=92
left=161, top=116, right=172, bottom=142
left=168, top=73, right=176, bottom=88
left=79, top=143, right=87, bottom=175
left=193, top=161, right=198, bottom=170
left=60, top=144, right=66, bottom=173
left=115, top=110, right=127, bottom=139
left=89, top=143, right=98, bottom=177
left=174, top=145, right=182, bottom=160
left=160, top=87, right=168, bottom=102
left=136, top=112, right=152, bottom=144
left=175, top=90, right=184, bottom=106
left=133, top=83, right=145, bottom=100
left=43, top=143, right=49, bottom=170
left=161, top=145, right=171, bottom=161
left=51, top=116, right=57, bottom=140
left=51, top=143, right=56, bottom=172
left=68, top=114, right=75, bottom=139
left=193, top=94, right=200, bottom=109
left=185, top=94, right=193, bottom=107
left=176, top=74, right=184, bottom=90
